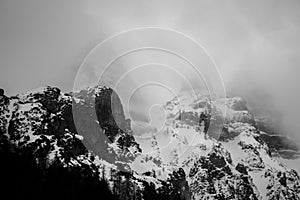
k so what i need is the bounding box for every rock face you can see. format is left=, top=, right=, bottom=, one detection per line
left=255, top=117, right=300, bottom=159
left=0, top=86, right=186, bottom=200
left=141, top=93, right=300, bottom=200
left=0, top=86, right=120, bottom=199
left=188, top=144, right=260, bottom=200
left=1, top=86, right=139, bottom=163
left=71, top=86, right=140, bottom=163
left=0, top=86, right=138, bottom=175
left=1, top=86, right=300, bottom=200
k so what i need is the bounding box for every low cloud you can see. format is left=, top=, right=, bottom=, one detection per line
left=1, top=0, right=299, bottom=141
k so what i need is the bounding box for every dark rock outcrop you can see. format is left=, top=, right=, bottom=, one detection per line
left=188, top=144, right=259, bottom=200
left=1, top=86, right=140, bottom=167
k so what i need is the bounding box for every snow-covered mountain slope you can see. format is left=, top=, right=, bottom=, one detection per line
left=0, top=86, right=190, bottom=200
left=131, top=92, right=300, bottom=199
left=1, top=86, right=300, bottom=200
left=255, top=116, right=300, bottom=159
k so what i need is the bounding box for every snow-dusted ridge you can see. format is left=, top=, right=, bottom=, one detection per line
left=0, top=86, right=299, bottom=200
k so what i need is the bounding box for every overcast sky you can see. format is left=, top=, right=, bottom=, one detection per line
left=1, top=0, right=300, bottom=143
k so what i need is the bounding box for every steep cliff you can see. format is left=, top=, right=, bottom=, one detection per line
left=1, top=86, right=300, bottom=200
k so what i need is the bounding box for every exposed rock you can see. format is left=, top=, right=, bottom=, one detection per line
left=255, top=117, right=300, bottom=159
left=1, top=86, right=300, bottom=200
left=0, top=88, right=4, bottom=96
left=230, top=97, right=248, bottom=111
left=236, top=163, right=248, bottom=175
left=188, top=145, right=260, bottom=199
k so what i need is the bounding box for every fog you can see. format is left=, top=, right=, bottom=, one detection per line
left=1, top=0, right=300, bottom=143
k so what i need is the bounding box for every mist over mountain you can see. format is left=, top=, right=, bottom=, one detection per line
left=1, top=1, right=300, bottom=144
left=1, top=1, right=300, bottom=199
left=1, top=86, right=300, bottom=199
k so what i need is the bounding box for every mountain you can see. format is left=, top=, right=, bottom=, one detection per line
left=0, top=86, right=299, bottom=199
left=133, top=92, right=300, bottom=199
left=254, top=116, right=300, bottom=159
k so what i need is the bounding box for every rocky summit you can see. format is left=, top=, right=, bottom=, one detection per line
left=0, top=86, right=299, bottom=200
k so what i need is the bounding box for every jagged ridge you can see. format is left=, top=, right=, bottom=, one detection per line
left=1, top=86, right=300, bottom=200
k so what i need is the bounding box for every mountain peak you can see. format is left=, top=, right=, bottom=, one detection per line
left=1, top=86, right=300, bottom=199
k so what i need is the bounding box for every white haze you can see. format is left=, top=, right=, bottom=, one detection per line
left=0, top=0, right=300, bottom=144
